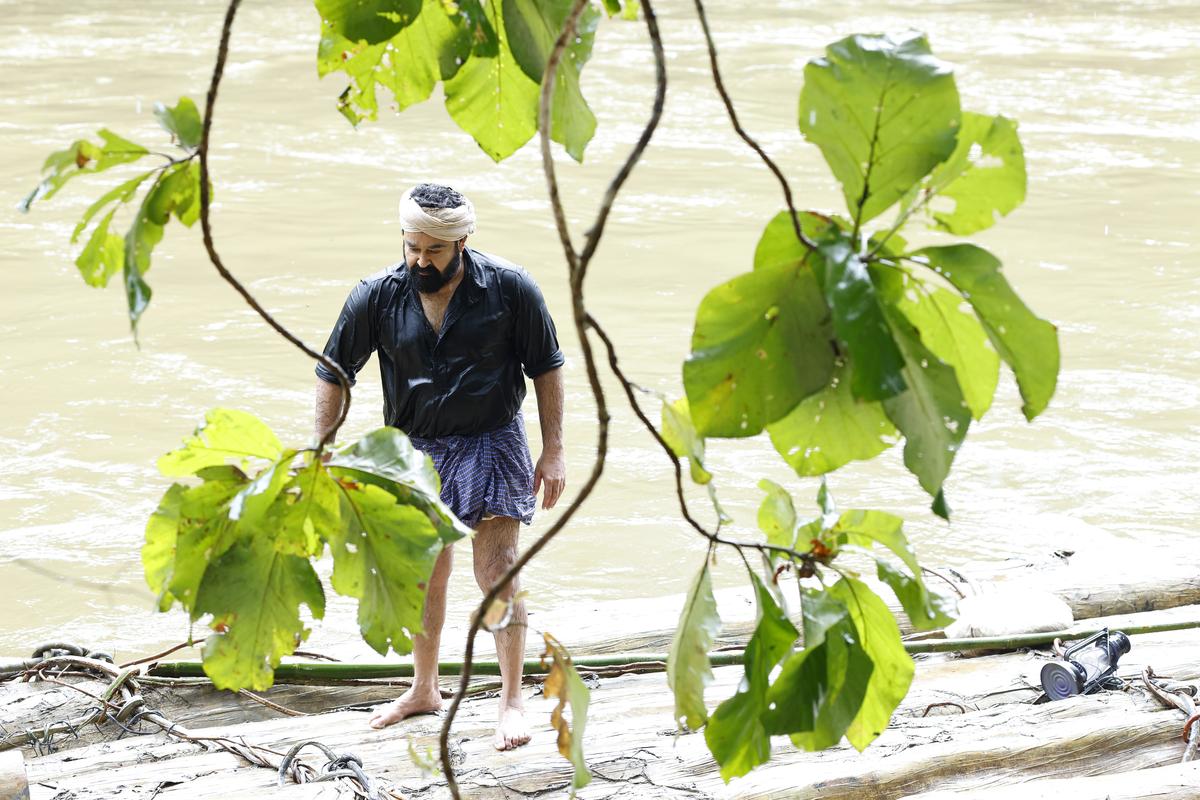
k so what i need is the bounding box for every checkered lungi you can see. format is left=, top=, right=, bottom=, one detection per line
left=409, top=414, right=537, bottom=529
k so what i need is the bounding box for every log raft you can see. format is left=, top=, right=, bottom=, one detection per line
left=5, top=565, right=1200, bottom=798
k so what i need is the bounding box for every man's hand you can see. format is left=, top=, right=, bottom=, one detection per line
left=533, top=447, right=566, bottom=509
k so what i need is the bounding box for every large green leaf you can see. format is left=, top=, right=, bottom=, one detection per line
left=542, top=633, right=591, bottom=793
left=889, top=269, right=999, bottom=420
left=443, top=1, right=539, bottom=161
left=75, top=209, right=125, bottom=288
left=830, top=508, right=951, bottom=631
left=194, top=535, right=326, bottom=691
left=20, top=129, right=150, bottom=212
left=166, top=472, right=250, bottom=613
left=319, top=0, right=471, bottom=123
left=799, top=32, right=960, bottom=225
left=877, top=288, right=971, bottom=505
left=768, top=359, right=897, bottom=477
left=876, top=560, right=954, bottom=631
left=230, top=452, right=297, bottom=532
left=329, top=480, right=443, bottom=655
left=911, top=245, right=1058, bottom=420
left=158, top=408, right=284, bottom=477
left=660, top=398, right=711, bottom=485
left=756, top=478, right=797, bottom=551
left=926, top=112, right=1025, bottom=235
left=762, top=591, right=873, bottom=750
left=329, top=427, right=471, bottom=544
left=815, top=235, right=906, bottom=401
left=752, top=210, right=843, bottom=272
left=154, top=97, right=203, bottom=150
left=268, top=460, right=341, bottom=557
left=829, top=577, right=913, bottom=751
left=666, top=561, right=721, bottom=730
left=70, top=169, right=158, bottom=244
left=704, top=572, right=799, bottom=781
left=684, top=262, right=835, bottom=438
left=502, top=0, right=599, bottom=161
left=316, top=0, right=422, bottom=44
left=143, top=483, right=186, bottom=612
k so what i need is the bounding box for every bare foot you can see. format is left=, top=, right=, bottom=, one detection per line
left=494, top=705, right=531, bottom=751
left=368, top=686, right=443, bottom=730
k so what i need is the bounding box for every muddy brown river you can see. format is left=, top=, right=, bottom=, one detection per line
left=1, top=0, right=1197, bottom=660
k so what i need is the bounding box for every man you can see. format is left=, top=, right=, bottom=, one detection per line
left=313, top=183, right=566, bottom=751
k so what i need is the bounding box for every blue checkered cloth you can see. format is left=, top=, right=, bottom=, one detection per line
left=409, top=414, right=537, bottom=529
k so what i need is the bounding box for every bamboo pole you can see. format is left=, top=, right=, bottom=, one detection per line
left=144, top=615, right=1200, bottom=681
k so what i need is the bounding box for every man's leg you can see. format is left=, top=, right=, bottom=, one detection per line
left=368, top=543, right=454, bottom=729
left=473, top=516, right=530, bottom=750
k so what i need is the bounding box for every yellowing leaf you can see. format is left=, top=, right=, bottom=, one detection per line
left=666, top=561, right=721, bottom=730
left=542, top=633, right=591, bottom=793
left=158, top=408, right=284, bottom=477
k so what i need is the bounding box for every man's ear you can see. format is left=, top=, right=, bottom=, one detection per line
left=457, top=237, right=468, bottom=253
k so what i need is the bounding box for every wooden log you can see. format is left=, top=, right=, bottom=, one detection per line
left=901, top=760, right=1200, bottom=799
left=0, top=751, right=29, bottom=800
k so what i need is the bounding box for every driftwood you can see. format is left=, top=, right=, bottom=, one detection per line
left=0, top=751, right=29, bottom=800
left=903, top=760, right=1200, bottom=799
left=11, top=613, right=1200, bottom=799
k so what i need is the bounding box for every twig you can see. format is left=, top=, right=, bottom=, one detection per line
left=691, top=0, right=816, bottom=252
left=921, top=701, right=968, bottom=717
left=437, top=1, right=668, bottom=796
left=119, top=640, right=195, bottom=669
left=197, top=0, right=352, bottom=448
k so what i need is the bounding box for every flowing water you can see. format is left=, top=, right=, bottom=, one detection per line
left=1, top=0, right=1197, bottom=661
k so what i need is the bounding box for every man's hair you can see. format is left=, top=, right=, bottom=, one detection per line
left=409, top=183, right=467, bottom=210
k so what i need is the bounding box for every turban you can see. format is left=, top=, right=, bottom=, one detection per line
left=398, top=187, right=476, bottom=241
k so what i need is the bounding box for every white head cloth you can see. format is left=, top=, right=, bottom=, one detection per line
left=398, top=186, right=476, bottom=241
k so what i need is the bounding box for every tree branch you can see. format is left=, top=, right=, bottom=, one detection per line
left=691, top=0, right=817, bottom=252
left=437, top=0, right=667, bottom=795
left=198, top=0, right=351, bottom=449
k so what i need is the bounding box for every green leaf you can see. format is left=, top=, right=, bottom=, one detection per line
left=684, top=262, right=835, bottom=438
left=70, top=169, right=158, bottom=244
left=817, top=476, right=835, bottom=517
left=911, top=245, right=1058, bottom=420
left=194, top=535, right=326, bottom=691
left=666, top=560, right=721, bottom=730
left=829, top=577, right=913, bottom=751
left=443, top=1, right=538, bottom=161
left=660, top=398, right=711, bottom=485
left=768, top=359, right=897, bottom=477
left=75, top=209, right=125, bottom=288
left=329, top=427, right=471, bottom=544
left=814, top=235, right=906, bottom=401
left=316, top=0, right=422, bottom=44
left=798, top=32, right=960, bottom=225
left=876, top=560, right=954, bottom=631
left=268, top=460, right=341, bottom=557
left=168, top=473, right=250, bottom=613
left=21, top=130, right=150, bottom=211
left=542, top=633, right=591, bottom=793
left=890, top=269, right=999, bottom=420
left=154, top=97, right=204, bottom=150
left=704, top=571, right=799, bottom=781
left=230, top=452, right=297, bottom=531
left=501, top=0, right=600, bottom=160
left=926, top=112, right=1025, bottom=235
left=752, top=210, right=842, bottom=272
left=329, top=480, right=443, bottom=655
left=756, top=478, right=797, bottom=551
left=143, top=483, right=186, bottom=612
left=877, top=286, right=971, bottom=501
left=380, top=0, right=472, bottom=108
left=158, top=408, right=284, bottom=477
left=830, top=508, right=950, bottom=631
left=762, top=591, right=873, bottom=750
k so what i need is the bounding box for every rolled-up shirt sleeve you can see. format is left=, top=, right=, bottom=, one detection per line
left=513, top=272, right=565, bottom=379
left=315, top=280, right=375, bottom=386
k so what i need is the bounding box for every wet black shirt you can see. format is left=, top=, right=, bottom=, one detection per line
left=315, top=248, right=564, bottom=437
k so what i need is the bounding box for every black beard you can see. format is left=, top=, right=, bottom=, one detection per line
left=410, top=249, right=462, bottom=294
